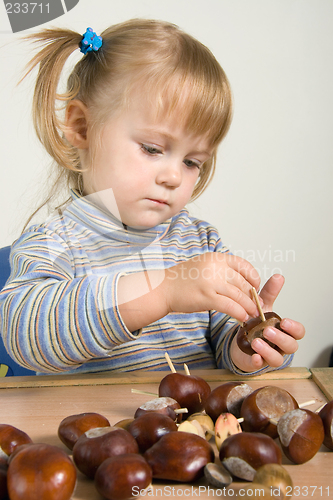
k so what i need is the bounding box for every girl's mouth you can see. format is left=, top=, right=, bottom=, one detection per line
left=147, top=198, right=169, bottom=205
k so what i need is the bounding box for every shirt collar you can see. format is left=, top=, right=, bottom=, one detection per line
left=65, top=189, right=172, bottom=246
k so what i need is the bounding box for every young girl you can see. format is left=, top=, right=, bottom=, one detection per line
left=0, top=19, right=304, bottom=375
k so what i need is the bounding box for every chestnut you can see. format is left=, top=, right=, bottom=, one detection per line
left=204, top=462, right=232, bottom=488
left=7, top=443, right=76, bottom=500
left=237, top=311, right=283, bottom=355
left=205, top=382, right=252, bottom=420
left=0, top=464, right=8, bottom=500
left=128, top=412, right=177, bottom=452
left=214, top=412, right=242, bottom=450
left=177, top=420, right=206, bottom=439
left=58, top=412, right=110, bottom=450
left=95, top=454, right=152, bottom=500
left=0, top=424, right=33, bottom=463
left=113, top=418, right=134, bottom=432
left=254, top=464, right=293, bottom=500
left=73, top=426, right=139, bottom=478
left=219, top=432, right=282, bottom=481
left=144, top=431, right=214, bottom=482
left=318, top=399, right=333, bottom=450
left=159, top=373, right=211, bottom=417
left=134, top=397, right=182, bottom=422
left=240, top=385, right=298, bottom=438
left=277, top=408, right=324, bottom=464
left=187, top=412, right=215, bottom=440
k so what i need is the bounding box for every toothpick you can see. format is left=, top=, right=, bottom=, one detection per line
left=315, top=403, right=326, bottom=413
left=174, top=408, right=188, bottom=414
left=131, top=389, right=158, bottom=397
left=251, top=287, right=265, bottom=322
left=298, top=399, right=316, bottom=409
left=184, top=363, right=191, bottom=376
left=165, top=352, right=177, bottom=373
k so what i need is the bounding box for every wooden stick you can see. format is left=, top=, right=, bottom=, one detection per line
left=251, top=287, right=265, bottom=322
left=315, top=403, right=326, bottom=413
left=131, top=389, right=158, bottom=397
left=299, top=399, right=316, bottom=408
left=184, top=363, right=191, bottom=376
left=174, top=408, right=188, bottom=414
left=165, top=352, right=177, bottom=373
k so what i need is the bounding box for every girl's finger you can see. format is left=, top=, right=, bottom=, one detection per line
left=263, top=327, right=298, bottom=355
left=226, top=255, right=261, bottom=290
left=216, top=282, right=260, bottom=318
left=259, top=274, right=285, bottom=311
left=280, top=318, right=305, bottom=340
left=251, top=337, right=285, bottom=367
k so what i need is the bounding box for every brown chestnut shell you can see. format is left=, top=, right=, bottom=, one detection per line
left=0, top=424, right=33, bottom=461
left=73, top=427, right=139, bottom=479
left=134, top=396, right=181, bottom=422
left=58, top=412, right=110, bottom=450
left=95, top=454, right=152, bottom=500
left=144, top=431, right=214, bottom=482
left=237, top=312, right=282, bottom=355
left=240, top=386, right=298, bottom=438
left=7, top=443, right=77, bottom=500
left=205, top=382, right=252, bottom=421
left=159, top=373, right=211, bottom=417
left=277, top=408, right=324, bottom=464
left=128, top=412, right=177, bottom=452
left=319, top=399, right=333, bottom=450
left=219, top=432, right=282, bottom=481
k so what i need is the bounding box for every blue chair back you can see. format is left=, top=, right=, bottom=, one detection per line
left=0, top=246, right=36, bottom=376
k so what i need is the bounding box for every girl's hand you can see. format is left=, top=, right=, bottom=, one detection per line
left=163, top=252, right=261, bottom=323
left=231, top=274, right=305, bottom=372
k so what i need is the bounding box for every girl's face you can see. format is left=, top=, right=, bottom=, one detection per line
left=83, top=97, right=212, bottom=229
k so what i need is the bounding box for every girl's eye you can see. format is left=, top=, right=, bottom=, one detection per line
left=184, top=159, right=201, bottom=169
left=141, top=144, right=162, bottom=155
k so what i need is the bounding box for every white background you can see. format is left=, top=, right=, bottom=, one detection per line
left=0, top=0, right=332, bottom=368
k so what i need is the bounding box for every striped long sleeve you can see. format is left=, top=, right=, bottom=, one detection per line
left=0, top=190, right=293, bottom=374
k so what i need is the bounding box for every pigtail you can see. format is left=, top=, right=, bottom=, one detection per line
left=21, top=28, right=83, bottom=172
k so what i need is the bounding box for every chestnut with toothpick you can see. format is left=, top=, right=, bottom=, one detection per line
left=237, top=288, right=284, bottom=356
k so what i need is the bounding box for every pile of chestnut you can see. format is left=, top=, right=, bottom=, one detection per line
left=0, top=372, right=332, bottom=500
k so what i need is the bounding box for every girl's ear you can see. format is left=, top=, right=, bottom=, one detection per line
left=64, top=100, right=90, bottom=149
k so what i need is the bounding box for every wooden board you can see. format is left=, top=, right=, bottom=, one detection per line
left=0, top=371, right=332, bottom=499
left=311, top=367, right=333, bottom=400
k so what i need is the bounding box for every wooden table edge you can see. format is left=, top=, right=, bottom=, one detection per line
left=310, top=367, right=333, bottom=401
left=0, top=366, right=312, bottom=390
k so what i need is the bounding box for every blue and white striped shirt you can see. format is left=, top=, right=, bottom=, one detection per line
left=0, top=190, right=292, bottom=375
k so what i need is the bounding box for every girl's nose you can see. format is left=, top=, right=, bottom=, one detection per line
left=156, top=161, right=182, bottom=188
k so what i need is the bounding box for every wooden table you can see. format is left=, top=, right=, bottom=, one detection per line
left=1, top=367, right=332, bottom=499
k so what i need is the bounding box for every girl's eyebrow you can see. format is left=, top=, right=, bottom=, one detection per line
left=138, top=128, right=212, bottom=157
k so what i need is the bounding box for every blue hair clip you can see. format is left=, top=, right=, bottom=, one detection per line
left=80, top=27, right=102, bottom=55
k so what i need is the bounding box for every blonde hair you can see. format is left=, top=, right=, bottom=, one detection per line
left=22, top=19, right=233, bottom=226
